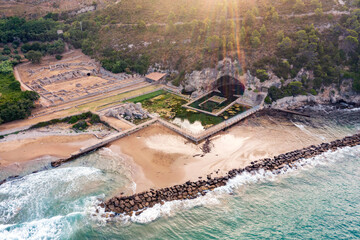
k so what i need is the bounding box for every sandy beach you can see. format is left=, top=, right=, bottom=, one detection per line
left=0, top=121, right=116, bottom=170
left=0, top=134, right=98, bottom=168
left=109, top=111, right=346, bottom=193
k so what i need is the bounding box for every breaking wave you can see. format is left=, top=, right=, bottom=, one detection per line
left=0, top=167, right=106, bottom=239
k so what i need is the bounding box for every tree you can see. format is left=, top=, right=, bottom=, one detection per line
left=265, top=6, right=279, bottom=22
left=272, top=11, right=279, bottom=22
left=227, top=41, right=234, bottom=51
left=260, top=24, right=267, bottom=37
left=252, top=30, right=260, bottom=39
left=278, top=37, right=292, bottom=52
left=206, top=35, right=221, bottom=53
left=342, top=36, right=359, bottom=53
left=245, top=11, right=255, bottom=27
left=251, top=30, right=261, bottom=48
left=25, top=50, right=42, bottom=64
left=256, top=69, right=269, bottom=82
left=0, top=61, right=13, bottom=74
left=137, top=20, right=147, bottom=30
left=112, top=60, right=128, bottom=73
left=251, top=36, right=261, bottom=48
left=240, top=26, right=246, bottom=44
left=276, top=30, right=284, bottom=41
left=311, top=0, right=322, bottom=8
left=293, top=0, right=305, bottom=12
left=315, top=8, right=323, bottom=18
left=2, top=45, right=11, bottom=55
left=168, top=11, right=176, bottom=22
left=166, top=20, right=175, bottom=34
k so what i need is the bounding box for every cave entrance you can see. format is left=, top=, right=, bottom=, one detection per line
left=214, top=75, right=245, bottom=98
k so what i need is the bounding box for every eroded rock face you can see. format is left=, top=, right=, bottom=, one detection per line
left=183, top=58, right=243, bottom=98
left=271, top=80, right=360, bottom=109
left=105, top=102, right=149, bottom=121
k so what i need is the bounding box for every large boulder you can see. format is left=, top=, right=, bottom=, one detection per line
left=106, top=102, right=149, bottom=121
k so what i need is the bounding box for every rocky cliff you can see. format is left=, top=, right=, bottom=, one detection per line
left=182, top=58, right=243, bottom=98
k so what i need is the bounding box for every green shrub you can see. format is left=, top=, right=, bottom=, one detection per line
left=256, top=69, right=269, bottom=82
left=55, top=55, right=63, bottom=60
left=68, top=115, right=80, bottom=124
left=265, top=96, right=272, bottom=104
left=309, top=89, right=317, bottom=95
left=0, top=61, right=13, bottom=74
left=90, top=114, right=101, bottom=124
left=353, top=76, right=360, bottom=93
left=72, top=120, right=88, bottom=131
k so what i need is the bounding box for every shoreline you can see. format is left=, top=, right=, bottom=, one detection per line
left=0, top=134, right=99, bottom=169
left=1, top=107, right=356, bottom=188
left=102, top=133, right=360, bottom=216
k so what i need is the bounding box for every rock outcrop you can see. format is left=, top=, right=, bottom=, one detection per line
left=271, top=79, right=360, bottom=109
left=106, top=103, right=149, bottom=121
left=183, top=58, right=243, bottom=98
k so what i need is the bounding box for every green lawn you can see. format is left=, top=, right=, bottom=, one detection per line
left=127, top=89, right=167, bottom=103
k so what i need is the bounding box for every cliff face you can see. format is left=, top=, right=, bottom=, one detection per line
left=183, top=59, right=360, bottom=108
left=271, top=80, right=360, bottom=109
left=183, top=58, right=243, bottom=98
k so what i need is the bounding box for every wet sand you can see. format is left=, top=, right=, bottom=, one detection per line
left=0, top=134, right=98, bottom=168
left=109, top=111, right=345, bottom=193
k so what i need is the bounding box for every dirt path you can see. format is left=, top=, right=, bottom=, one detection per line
left=111, top=9, right=353, bottom=28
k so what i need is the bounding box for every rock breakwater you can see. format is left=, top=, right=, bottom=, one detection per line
left=102, top=133, right=360, bottom=217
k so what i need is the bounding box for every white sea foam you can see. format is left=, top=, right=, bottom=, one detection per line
left=0, top=212, right=82, bottom=240
left=0, top=167, right=103, bottom=224
left=291, top=121, right=326, bottom=140
left=172, top=118, right=205, bottom=134
left=116, top=145, right=360, bottom=224
left=145, top=134, right=198, bottom=154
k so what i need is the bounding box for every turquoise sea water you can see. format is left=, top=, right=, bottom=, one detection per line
left=0, top=108, right=360, bottom=239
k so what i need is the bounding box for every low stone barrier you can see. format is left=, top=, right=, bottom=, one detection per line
left=102, top=133, right=360, bottom=216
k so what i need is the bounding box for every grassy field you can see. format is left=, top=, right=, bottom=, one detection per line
left=127, top=89, right=167, bottom=103
left=68, top=85, right=160, bottom=113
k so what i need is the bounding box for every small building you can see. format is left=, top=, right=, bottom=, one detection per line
left=57, top=30, right=63, bottom=35
left=145, top=72, right=167, bottom=83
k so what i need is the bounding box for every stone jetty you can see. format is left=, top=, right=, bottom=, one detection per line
left=102, top=133, right=360, bottom=217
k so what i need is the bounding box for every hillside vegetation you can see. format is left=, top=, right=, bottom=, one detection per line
left=0, top=61, right=39, bottom=124
left=0, top=0, right=360, bottom=124
left=58, top=0, right=359, bottom=91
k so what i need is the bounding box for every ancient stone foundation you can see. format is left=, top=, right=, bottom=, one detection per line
left=102, top=133, right=360, bottom=217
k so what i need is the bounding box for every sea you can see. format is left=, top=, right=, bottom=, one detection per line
left=0, top=106, right=359, bottom=239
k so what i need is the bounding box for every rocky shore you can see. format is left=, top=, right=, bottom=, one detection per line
left=102, top=133, right=360, bottom=217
